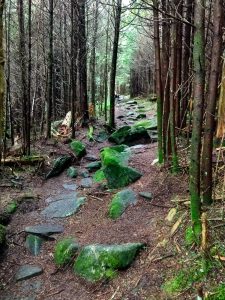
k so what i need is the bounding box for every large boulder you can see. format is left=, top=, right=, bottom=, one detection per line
left=74, top=243, right=144, bottom=282
left=97, top=145, right=142, bottom=189
left=46, top=156, right=72, bottom=179
left=108, top=119, right=158, bottom=145
left=109, top=189, right=137, bottom=219
left=70, top=140, right=86, bottom=158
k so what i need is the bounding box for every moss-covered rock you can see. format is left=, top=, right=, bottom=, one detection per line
left=0, top=224, right=6, bottom=246
left=108, top=126, right=150, bottom=145
left=109, top=189, right=137, bottom=219
left=93, top=169, right=106, bottom=183
left=100, top=145, right=142, bottom=189
left=70, top=140, right=86, bottom=158
left=133, top=118, right=157, bottom=130
left=46, top=155, right=72, bottom=179
left=6, top=201, right=18, bottom=214
left=74, top=243, right=144, bottom=282
left=25, top=234, right=44, bottom=256
left=67, top=166, right=78, bottom=178
left=54, top=238, right=79, bottom=267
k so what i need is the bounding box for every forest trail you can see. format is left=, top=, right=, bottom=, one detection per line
left=0, top=97, right=188, bottom=300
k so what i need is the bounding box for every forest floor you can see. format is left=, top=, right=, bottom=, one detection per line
left=0, top=97, right=222, bottom=300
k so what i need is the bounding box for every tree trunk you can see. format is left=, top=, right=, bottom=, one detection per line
left=153, top=0, right=163, bottom=163
left=0, top=0, right=5, bottom=164
left=109, top=0, right=122, bottom=129
left=46, top=0, right=54, bottom=138
left=17, top=0, right=30, bottom=155
left=189, top=0, right=205, bottom=241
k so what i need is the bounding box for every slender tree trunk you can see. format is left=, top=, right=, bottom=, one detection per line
left=90, top=0, right=99, bottom=116
left=169, top=1, right=179, bottom=173
left=78, top=0, right=89, bottom=124
left=71, top=0, right=78, bottom=138
left=109, top=0, right=122, bottom=129
left=189, top=0, right=205, bottom=241
left=153, top=0, right=163, bottom=163
left=202, top=0, right=223, bottom=204
left=46, top=0, right=54, bottom=138
left=0, top=0, right=5, bottom=164
left=17, top=0, right=30, bottom=155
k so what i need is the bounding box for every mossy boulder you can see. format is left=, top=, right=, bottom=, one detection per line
left=109, top=126, right=150, bottom=145
left=46, top=155, right=72, bottom=179
left=67, top=167, right=78, bottom=178
left=70, top=140, right=86, bottom=158
left=133, top=118, right=157, bottom=130
left=25, top=234, right=44, bottom=256
left=0, top=224, right=6, bottom=247
left=109, top=189, right=137, bottom=219
left=54, top=238, right=79, bottom=267
left=74, top=243, right=144, bottom=282
left=100, top=145, right=142, bottom=189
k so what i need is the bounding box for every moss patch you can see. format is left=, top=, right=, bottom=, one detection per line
left=6, top=201, right=18, bottom=214
left=74, top=243, right=144, bottom=282
left=206, top=283, right=225, bottom=299
left=54, top=238, right=79, bottom=267
left=70, top=140, right=86, bottom=158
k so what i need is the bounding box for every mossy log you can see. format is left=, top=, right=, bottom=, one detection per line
left=1, top=155, right=45, bottom=166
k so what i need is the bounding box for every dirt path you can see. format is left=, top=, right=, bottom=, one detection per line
left=0, top=98, right=188, bottom=300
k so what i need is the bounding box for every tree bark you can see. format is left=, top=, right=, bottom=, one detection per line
left=202, top=0, right=223, bottom=205
left=0, top=0, right=5, bottom=164
left=189, top=0, right=205, bottom=241
left=109, top=0, right=122, bottom=129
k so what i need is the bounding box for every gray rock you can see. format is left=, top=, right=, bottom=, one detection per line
left=15, top=265, right=43, bottom=282
left=139, top=192, right=153, bottom=200
left=45, top=193, right=77, bottom=203
left=67, top=167, right=78, bottom=178
left=63, top=183, right=77, bottom=191
left=126, top=100, right=137, bottom=105
left=25, top=235, right=43, bottom=256
left=85, top=154, right=98, bottom=162
left=41, top=196, right=86, bottom=218
left=95, top=131, right=108, bottom=143
left=86, top=161, right=101, bottom=172
left=80, top=178, right=93, bottom=188
left=79, top=169, right=90, bottom=178
left=25, top=224, right=64, bottom=236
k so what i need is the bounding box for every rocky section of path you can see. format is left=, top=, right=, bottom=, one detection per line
left=0, top=97, right=187, bottom=300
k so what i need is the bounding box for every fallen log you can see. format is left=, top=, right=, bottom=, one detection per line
left=1, top=155, right=46, bottom=166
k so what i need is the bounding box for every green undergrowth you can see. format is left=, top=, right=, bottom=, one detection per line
left=206, top=283, right=225, bottom=299
left=163, top=257, right=214, bottom=295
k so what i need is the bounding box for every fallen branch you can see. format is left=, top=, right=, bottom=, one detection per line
left=1, top=155, right=46, bottom=166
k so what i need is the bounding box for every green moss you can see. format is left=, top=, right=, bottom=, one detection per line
left=74, top=243, right=144, bottom=282
left=0, top=224, right=6, bottom=246
left=185, top=226, right=195, bottom=246
left=163, top=259, right=213, bottom=295
left=206, top=284, right=225, bottom=299
left=46, top=155, right=72, bottom=179
left=6, top=201, right=18, bottom=214
left=133, top=118, right=157, bottom=130
left=54, top=238, right=79, bottom=267
left=70, top=140, right=86, bottom=158
left=109, top=189, right=137, bottom=219
left=93, top=169, right=106, bottom=183
left=67, top=166, right=78, bottom=178
left=101, top=145, right=130, bottom=166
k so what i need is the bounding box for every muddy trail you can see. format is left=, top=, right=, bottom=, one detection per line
left=0, top=97, right=188, bottom=300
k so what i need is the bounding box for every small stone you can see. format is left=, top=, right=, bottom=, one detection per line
left=86, top=161, right=101, bottom=172
left=15, top=265, right=43, bottom=282
left=25, top=235, right=44, bottom=256
left=126, top=100, right=137, bottom=105
left=85, top=154, right=98, bottom=162
left=117, top=115, right=124, bottom=119
left=63, top=183, right=77, bottom=191
left=79, top=169, right=90, bottom=178
left=67, top=167, right=78, bottom=178
left=139, top=192, right=152, bottom=200
left=25, top=224, right=64, bottom=236
left=41, top=197, right=86, bottom=218
left=95, top=131, right=108, bottom=143
left=80, top=178, right=93, bottom=188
